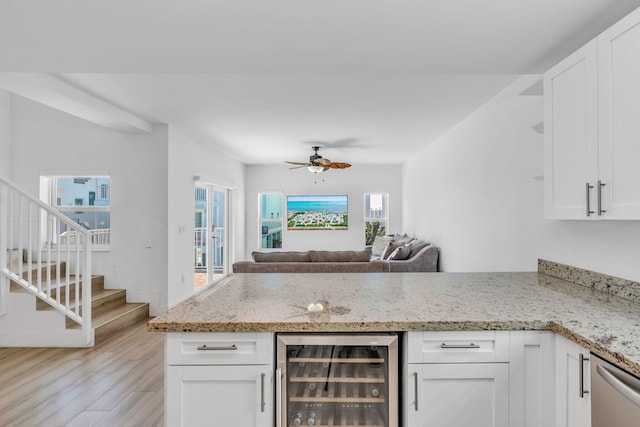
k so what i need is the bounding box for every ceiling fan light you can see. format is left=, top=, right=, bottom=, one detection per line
left=307, top=165, right=325, bottom=173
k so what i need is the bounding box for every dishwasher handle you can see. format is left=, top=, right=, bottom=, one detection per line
left=597, top=364, right=640, bottom=408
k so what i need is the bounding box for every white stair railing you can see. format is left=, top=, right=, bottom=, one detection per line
left=0, top=177, right=92, bottom=344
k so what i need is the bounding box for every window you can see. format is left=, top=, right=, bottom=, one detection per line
left=259, top=193, right=283, bottom=249
left=364, top=193, right=389, bottom=245
left=42, top=175, right=111, bottom=248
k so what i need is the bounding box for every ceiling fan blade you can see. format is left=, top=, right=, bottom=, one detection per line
left=314, top=158, right=331, bottom=166
left=285, top=161, right=310, bottom=166
left=289, top=165, right=308, bottom=170
left=328, top=162, right=351, bottom=169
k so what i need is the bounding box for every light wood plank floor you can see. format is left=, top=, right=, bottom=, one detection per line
left=0, top=319, right=164, bottom=427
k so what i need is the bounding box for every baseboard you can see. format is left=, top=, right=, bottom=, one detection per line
left=0, top=330, right=94, bottom=347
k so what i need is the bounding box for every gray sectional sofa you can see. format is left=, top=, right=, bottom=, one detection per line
left=232, top=236, right=439, bottom=273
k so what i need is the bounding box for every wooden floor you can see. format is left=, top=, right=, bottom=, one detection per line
left=0, top=319, right=164, bottom=427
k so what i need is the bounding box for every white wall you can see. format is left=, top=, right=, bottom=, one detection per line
left=9, top=95, right=169, bottom=314
left=0, top=91, right=10, bottom=178
left=167, top=127, right=245, bottom=308
left=403, top=76, right=640, bottom=282
left=244, top=164, right=402, bottom=258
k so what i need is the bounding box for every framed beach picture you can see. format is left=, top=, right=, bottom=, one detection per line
left=287, top=195, right=348, bottom=230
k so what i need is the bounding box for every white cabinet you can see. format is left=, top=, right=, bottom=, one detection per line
left=597, top=8, right=640, bottom=218
left=508, top=331, right=555, bottom=427
left=165, top=332, right=274, bottom=427
left=544, top=6, right=640, bottom=219
left=544, top=40, right=598, bottom=219
left=555, top=334, right=591, bottom=427
left=405, top=331, right=510, bottom=427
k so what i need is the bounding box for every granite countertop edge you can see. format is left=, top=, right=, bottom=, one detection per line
left=147, top=271, right=640, bottom=378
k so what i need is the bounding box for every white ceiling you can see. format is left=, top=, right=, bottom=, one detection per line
left=2, top=0, right=640, bottom=164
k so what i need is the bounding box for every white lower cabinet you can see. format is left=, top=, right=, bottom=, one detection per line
left=165, top=332, right=274, bottom=427
left=555, top=334, right=591, bottom=427
left=406, top=362, right=509, bottom=427
left=405, top=331, right=510, bottom=427
left=167, top=365, right=273, bottom=427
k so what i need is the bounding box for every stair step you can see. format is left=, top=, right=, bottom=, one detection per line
left=33, top=275, right=107, bottom=310
left=37, top=286, right=124, bottom=314
left=91, top=303, right=150, bottom=345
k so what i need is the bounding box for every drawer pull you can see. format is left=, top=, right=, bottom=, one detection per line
left=440, top=342, right=480, bottom=349
left=197, top=344, right=238, bottom=351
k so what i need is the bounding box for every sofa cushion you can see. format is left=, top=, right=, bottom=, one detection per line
left=408, top=240, right=430, bottom=258
left=388, top=244, right=412, bottom=260
left=381, top=242, right=399, bottom=260
left=371, top=235, right=393, bottom=257
left=252, top=251, right=311, bottom=262
left=395, top=234, right=414, bottom=245
left=309, top=249, right=372, bottom=263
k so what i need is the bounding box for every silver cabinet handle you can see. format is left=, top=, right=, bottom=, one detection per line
left=197, top=344, right=238, bottom=351
left=597, top=364, right=640, bottom=407
left=276, top=368, right=283, bottom=427
left=579, top=353, right=590, bottom=398
left=260, top=372, right=266, bottom=413
left=597, top=180, right=606, bottom=216
left=586, top=183, right=594, bottom=216
left=413, top=372, right=419, bottom=411
left=441, top=342, right=480, bottom=349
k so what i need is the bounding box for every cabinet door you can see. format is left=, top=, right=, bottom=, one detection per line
left=598, top=7, right=640, bottom=219
left=508, top=331, right=555, bottom=427
left=166, top=365, right=273, bottom=427
left=406, top=363, right=509, bottom=427
left=544, top=40, right=599, bottom=219
left=555, top=335, right=591, bottom=427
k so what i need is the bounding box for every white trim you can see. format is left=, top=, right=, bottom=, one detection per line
left=0, top=330, right=95, bottom=347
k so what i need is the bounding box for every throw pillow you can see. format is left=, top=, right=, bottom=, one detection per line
left=371, top=235, right=393, bottom=257
left=408, top=240, right=430, bottom=258
left=381, top=242, right=399, bottom=260
left=396, top=234, right=414, bottom=245
left=388, top=244, right=412, bottom=260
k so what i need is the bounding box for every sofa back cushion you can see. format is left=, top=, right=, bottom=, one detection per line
left=309, top=249, right=372, bottom=262
left=252, top=251, right=311, bottom=262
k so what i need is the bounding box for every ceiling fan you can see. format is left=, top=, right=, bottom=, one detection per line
left=285, top=146, right=352, bottom=173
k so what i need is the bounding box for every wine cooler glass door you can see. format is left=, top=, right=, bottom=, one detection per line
left=277, top=334, right=398, bottom=427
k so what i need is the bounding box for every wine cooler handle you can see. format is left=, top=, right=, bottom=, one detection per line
left=260, top=372, right=266, bottom=413
left=413, top=372, right=419, bottom=411
left=276, top=368, right=283, bottom=427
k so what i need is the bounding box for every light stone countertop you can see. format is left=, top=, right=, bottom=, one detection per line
left=148, top=272, right=640, bottom=377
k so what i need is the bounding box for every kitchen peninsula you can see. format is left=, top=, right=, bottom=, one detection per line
left=149, top=263, right=640, bottom=426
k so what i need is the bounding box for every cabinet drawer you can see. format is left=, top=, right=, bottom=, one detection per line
left=166, top=332, right=273, bottom=365
left=407, top=331, right=509, bottom=363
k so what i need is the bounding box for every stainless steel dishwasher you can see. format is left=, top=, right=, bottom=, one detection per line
left=591, top=353, right=640, bottom=427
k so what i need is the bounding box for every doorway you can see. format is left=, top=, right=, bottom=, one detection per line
left=194, top=184, right=228, bottom=289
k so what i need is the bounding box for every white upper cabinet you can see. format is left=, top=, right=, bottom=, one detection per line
left=598, top=9, right=640, bottom=219
left=544, top=40, right=599, bottom=219
left=544, top=6, right=640, bottom=220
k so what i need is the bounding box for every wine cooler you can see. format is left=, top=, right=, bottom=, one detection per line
left=276, top=334, right=398, bottom=427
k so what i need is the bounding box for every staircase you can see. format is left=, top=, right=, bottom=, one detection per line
left=1, top=176, right=149, bottom=346
left=9, top=258, right=149, bottom=345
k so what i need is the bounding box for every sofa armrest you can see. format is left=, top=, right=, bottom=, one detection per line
left=387, top=245, right=439, bottom=272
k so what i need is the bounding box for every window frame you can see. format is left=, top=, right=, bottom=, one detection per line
left=258, top=192, right=284, bottom=250
left=363, top=192, right=389, bottom=246
left=41, top=174, right=111, bottom=251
